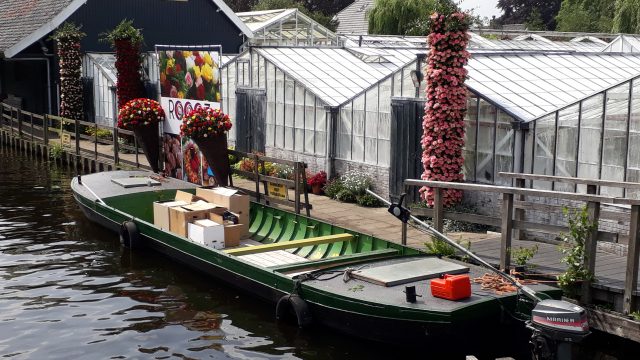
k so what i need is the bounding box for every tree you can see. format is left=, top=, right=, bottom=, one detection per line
left=613, top=0, right=640, bottom=34
left=556, top=0, right=615, bottom=33
left=252, top=0, right=337, bottom=31
left=496, top=0, right=562, bottom=30
left=224, top=0, right=258, bottom=12
left=368, top=0, right=458, bottom=36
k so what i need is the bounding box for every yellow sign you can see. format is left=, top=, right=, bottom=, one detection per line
left=268, top=182, right=288, bottom=200
left=61, top=133, right=71, bottom=146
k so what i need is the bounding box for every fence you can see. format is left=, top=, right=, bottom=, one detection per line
left=404, top=175, right=640, bottom=315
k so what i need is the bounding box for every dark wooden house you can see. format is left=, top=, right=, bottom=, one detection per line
left=0, top=0, right=252, bottom=115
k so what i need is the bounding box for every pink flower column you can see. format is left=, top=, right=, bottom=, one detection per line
left=420, top=12, right=470, bottom=208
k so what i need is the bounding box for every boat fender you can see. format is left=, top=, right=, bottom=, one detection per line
left=276, top=294, right=313, bottom=328
left=119, top=220, right=141, bottom=249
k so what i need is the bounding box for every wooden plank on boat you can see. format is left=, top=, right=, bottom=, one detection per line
left=111, top=177, right=161, bottom=188
left=271, top=248, right=400, bottom=274
left=351, top=257, right=469, bottom=287
left=239, top=250, right=309, bottom=268
left=224, top=233, right=353, bottom=256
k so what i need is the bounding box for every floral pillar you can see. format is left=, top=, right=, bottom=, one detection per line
left=420, top=12, right=470, bottom=208
left=52, top=22, right=85, bottom=120
left=104, top=20, right=145, bottom=109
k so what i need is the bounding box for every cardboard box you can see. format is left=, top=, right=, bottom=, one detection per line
left=196, top=187, right=250, bottom=236
left=175, top=190, right=196, bottom=203
left=208, top=212, right=243, bottom=248
left=153, top=200, right=188, bottom=230
left=169, top=204, right=212, bottom=237
left=188, top=219, right=225, bottom=249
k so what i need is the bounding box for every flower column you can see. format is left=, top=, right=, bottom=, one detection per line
left=52, top=22, right=85, bottom=120
left=114, top=39, right=145, bottom=108
left=420, top=12, right=470, bottom=208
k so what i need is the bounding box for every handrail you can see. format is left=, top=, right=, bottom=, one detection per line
left=499, top=172, right=640, bottom=190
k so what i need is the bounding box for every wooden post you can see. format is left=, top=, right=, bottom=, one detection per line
left=514, top=178, right=526, bottom=240
left=113, top=127, right=119, bottom=165
left=134, top=135, right=139, bottom=168
left=94, top=123, right=98, bottom=160
left=254, top=155, right=261, bottom=204
left=74, top=118, right=80, bottom=155
left=301, top=163, right=311, bottom=217
left=433, top=187, right=444, bottom=233
left=582, top=184, right=600, bottom=305
left=43, top=115, right=49, bottom=145
left=294, top=162, right=301, bottom=215
left=17, top=109, right=22, bottom=138
left=500, top=192, right=514, bottom=271
left=29, top=114, right=34, bottom=142
left=624, top=204, right=640, bottom=314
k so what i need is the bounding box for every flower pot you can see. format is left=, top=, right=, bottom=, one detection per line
left=311, top=183, right=323, bottom=195
left=194, top=134, right=230, bottom=186
left=133, top=122, right=160, bottom=173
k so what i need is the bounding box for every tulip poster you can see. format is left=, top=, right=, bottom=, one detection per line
left=156, top=45, right=223, bottom=185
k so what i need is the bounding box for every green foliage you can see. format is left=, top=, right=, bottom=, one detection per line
left=335, top=189, right=357, bottom=203
left=356, top=193, right=382, bottom=207
left=323, top=178, right=343, bottom=199
left=557, top=206, right=597, bottom=296
left=425, top=238, right=470, bottom=259
left=85, top=127, right=112, bottom=140
left=556, top=0, right=614, bottom=33
left=525, top=9, right=546, bottom=30
left=496, top=0, right=561, bottom=30
left=49, top=143, right=64, bottom=160
left=631, top=311, right=640, bottom=321
left=512, top=244, right=539, bottom=266
left=368, top=0, right=458, bottom=36
left=252, top=0, right=337, bottom=31
left=50, top=22, right=85, bottom=41
left=270, top=163, right=293, bottom=179
left=100, top=19, right=144, bottom=46
left=613, top=0, right=640, bottom=33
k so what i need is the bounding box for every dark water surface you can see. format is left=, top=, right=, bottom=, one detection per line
left=0, top=147, right=639, bottom=360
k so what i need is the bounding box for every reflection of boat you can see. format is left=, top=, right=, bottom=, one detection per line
left=71, top=170, right=563, bottom=352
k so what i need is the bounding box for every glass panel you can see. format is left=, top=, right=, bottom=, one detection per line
left=476, top=99, right=496, bottom=183
left=294, top=83, right=305, bottom=152
left=627, top=80, right=640, bottom=198
left=463, top=96, right=478, bottom=181
left=316, top=109, right=328, bottom=156
left=365, top=86, right=379, bottom=165
left=495, top=110, right=514, bottom=185
left=352, top=94, right=365, bottom=162
left=275, top=69, right=285, bottom=148
left=304, top=92, right=315, bottom=154
left=402, top=63, right=417, bottom=97
left=393, top=71, right=402, bottom=97
left=555, top=104, right=579, bottom=192
left=601, top=84, right=630, bottom=197
left=533, top=113, right=556, bottom=190
left=257, top=55, right=266, bottom=89
left=284, top=75, right=295, bottom=150
left=338, top=102, right=353, bottom=160
left=577, top=94, right=604, bottom=192
left=266, top=62, right=275, bottom=147
left=251, top=52, right=258, bottom=88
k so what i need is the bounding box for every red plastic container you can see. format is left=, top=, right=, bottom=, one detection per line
left=430, top=274, right=471, bottom=300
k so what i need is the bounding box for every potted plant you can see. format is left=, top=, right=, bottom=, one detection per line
left=181, top=107, right=232, bottom=186
left=117, top=98, right=165, bottom=172
left=511, top=244, right=538, bottom=278
left=307, top=171, right=327, bottom=195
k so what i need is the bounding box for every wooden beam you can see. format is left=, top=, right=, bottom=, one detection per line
left=514, top=178, right=526, bottom=240
left=624, top=204, right=640, bottom=315
left=582, top=193, right=601, bottom=305
left=271, top=248, right=399, bottom=273
left=434, top=187, right=443, bottom=233
left=499, top=172, right=640, bottom=190
left=225, top=233, right=353, bottom=256
left=500, top=193, right=514, bottom=271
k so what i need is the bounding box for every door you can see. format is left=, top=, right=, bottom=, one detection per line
left=235, top=87, right=266, bottom=153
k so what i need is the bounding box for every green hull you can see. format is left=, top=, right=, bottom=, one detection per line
left=71, top=171, right=561, bottom=348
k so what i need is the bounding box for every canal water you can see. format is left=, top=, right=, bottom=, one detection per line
left=0, top=146, right=639, bottom=360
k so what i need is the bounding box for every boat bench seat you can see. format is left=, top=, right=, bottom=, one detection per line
left=270, top=248, right=400, bottom=274
left=224, top=233, right=353, bottom=256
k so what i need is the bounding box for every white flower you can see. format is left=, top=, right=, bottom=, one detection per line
left=186, top=56, right=195, bottom=71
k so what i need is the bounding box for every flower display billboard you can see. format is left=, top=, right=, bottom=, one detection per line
left=156, top=45, right=222, bottom=135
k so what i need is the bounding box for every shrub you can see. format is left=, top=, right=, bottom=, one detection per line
left=340, top=170, right=372, bottom=195
left=336, top=189, right=357, bottom=203
left=307, top=170, right=327, bottom=187
left=512, top=245, right=539, bottom=266
left=323, top=178, right=344, bottom=199
left=271, top=163, right=294, bottom=180
left=49, top=143, right=64, bottom=160
left=356, top=193, right=382, bottom=207
left=558, top=206, right=597, bottom=297
left=425, top=238, right=471, bottom=259
left=85, top=127, right=112, bottom=140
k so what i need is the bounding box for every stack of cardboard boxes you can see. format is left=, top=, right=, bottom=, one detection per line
left=152, top=188, right=249, bottom=250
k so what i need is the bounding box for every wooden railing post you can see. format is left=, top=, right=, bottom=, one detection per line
left=624, top=204, right=640, bottom=314
left=17, top=109, right=22, bottom=138
left=113, top=127, right=119, bottom=165
left=500, top=192, right=514, bottom=271
left=134, top=135, right=139, bottom=168
left=582, top=184, right=600, bottom=304
left=43, top=114, right=49, bottom=145
left=94, top=123, right=98, bottom=160
left=30, top=114, right=34, bottom=142
left=433, top=187, right=444, bottom=233
left=294, top=162, right=301, bottom=215
left=74, top=118, right=80, bottom=155
left=301, top=163, right=311, bottom=217
left=514, top=177, right=526, bottom=240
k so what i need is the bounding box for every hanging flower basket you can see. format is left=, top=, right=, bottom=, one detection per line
left=117, top=98, right=166, bottom=172
left=181, top=107, right=232, bottom=186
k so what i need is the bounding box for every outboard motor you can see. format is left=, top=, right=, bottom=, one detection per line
left=527, top=300, right=590, bottom=360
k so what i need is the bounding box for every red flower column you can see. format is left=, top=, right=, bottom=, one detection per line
left=114, top=39, right=145, bottom=108
left=420, top=12, right=470, bottom=208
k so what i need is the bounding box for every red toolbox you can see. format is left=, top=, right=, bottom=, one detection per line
left=430, top=274, right=471, bottom=300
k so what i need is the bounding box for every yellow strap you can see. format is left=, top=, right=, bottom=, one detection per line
left=224, top=233, right=353, bottom=256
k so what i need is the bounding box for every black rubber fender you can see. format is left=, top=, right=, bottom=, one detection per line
left=119, top=220, right=140, bottom=249
left=276, top=294, right=313, bottom=328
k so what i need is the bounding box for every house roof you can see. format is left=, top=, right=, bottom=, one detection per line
left=1, top=0, right=253, bottom=58
left=466, top=52, right=640, bottom=122
left=255, top=46, right=418, bottom=106
left=335, top=0, right=373, bottom=35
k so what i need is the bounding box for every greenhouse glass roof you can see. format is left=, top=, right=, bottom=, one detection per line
left=602, top=35, right=640, bottom=53
left=87, top=53, right=117, bottom=83
left=255, top=47, right=418, bottom=106
left=466, top=52, right=640, bottom=122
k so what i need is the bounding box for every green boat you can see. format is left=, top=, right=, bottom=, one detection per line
left=72, top=170, right=562, bottom=352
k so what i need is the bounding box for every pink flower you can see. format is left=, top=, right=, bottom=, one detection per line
left=185, top=72, right=193, bottom=88
left=170, top=86, right=178, bottom=98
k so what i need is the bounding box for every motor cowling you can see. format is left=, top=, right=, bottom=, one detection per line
left=529, top=300, right=589, bottom=342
